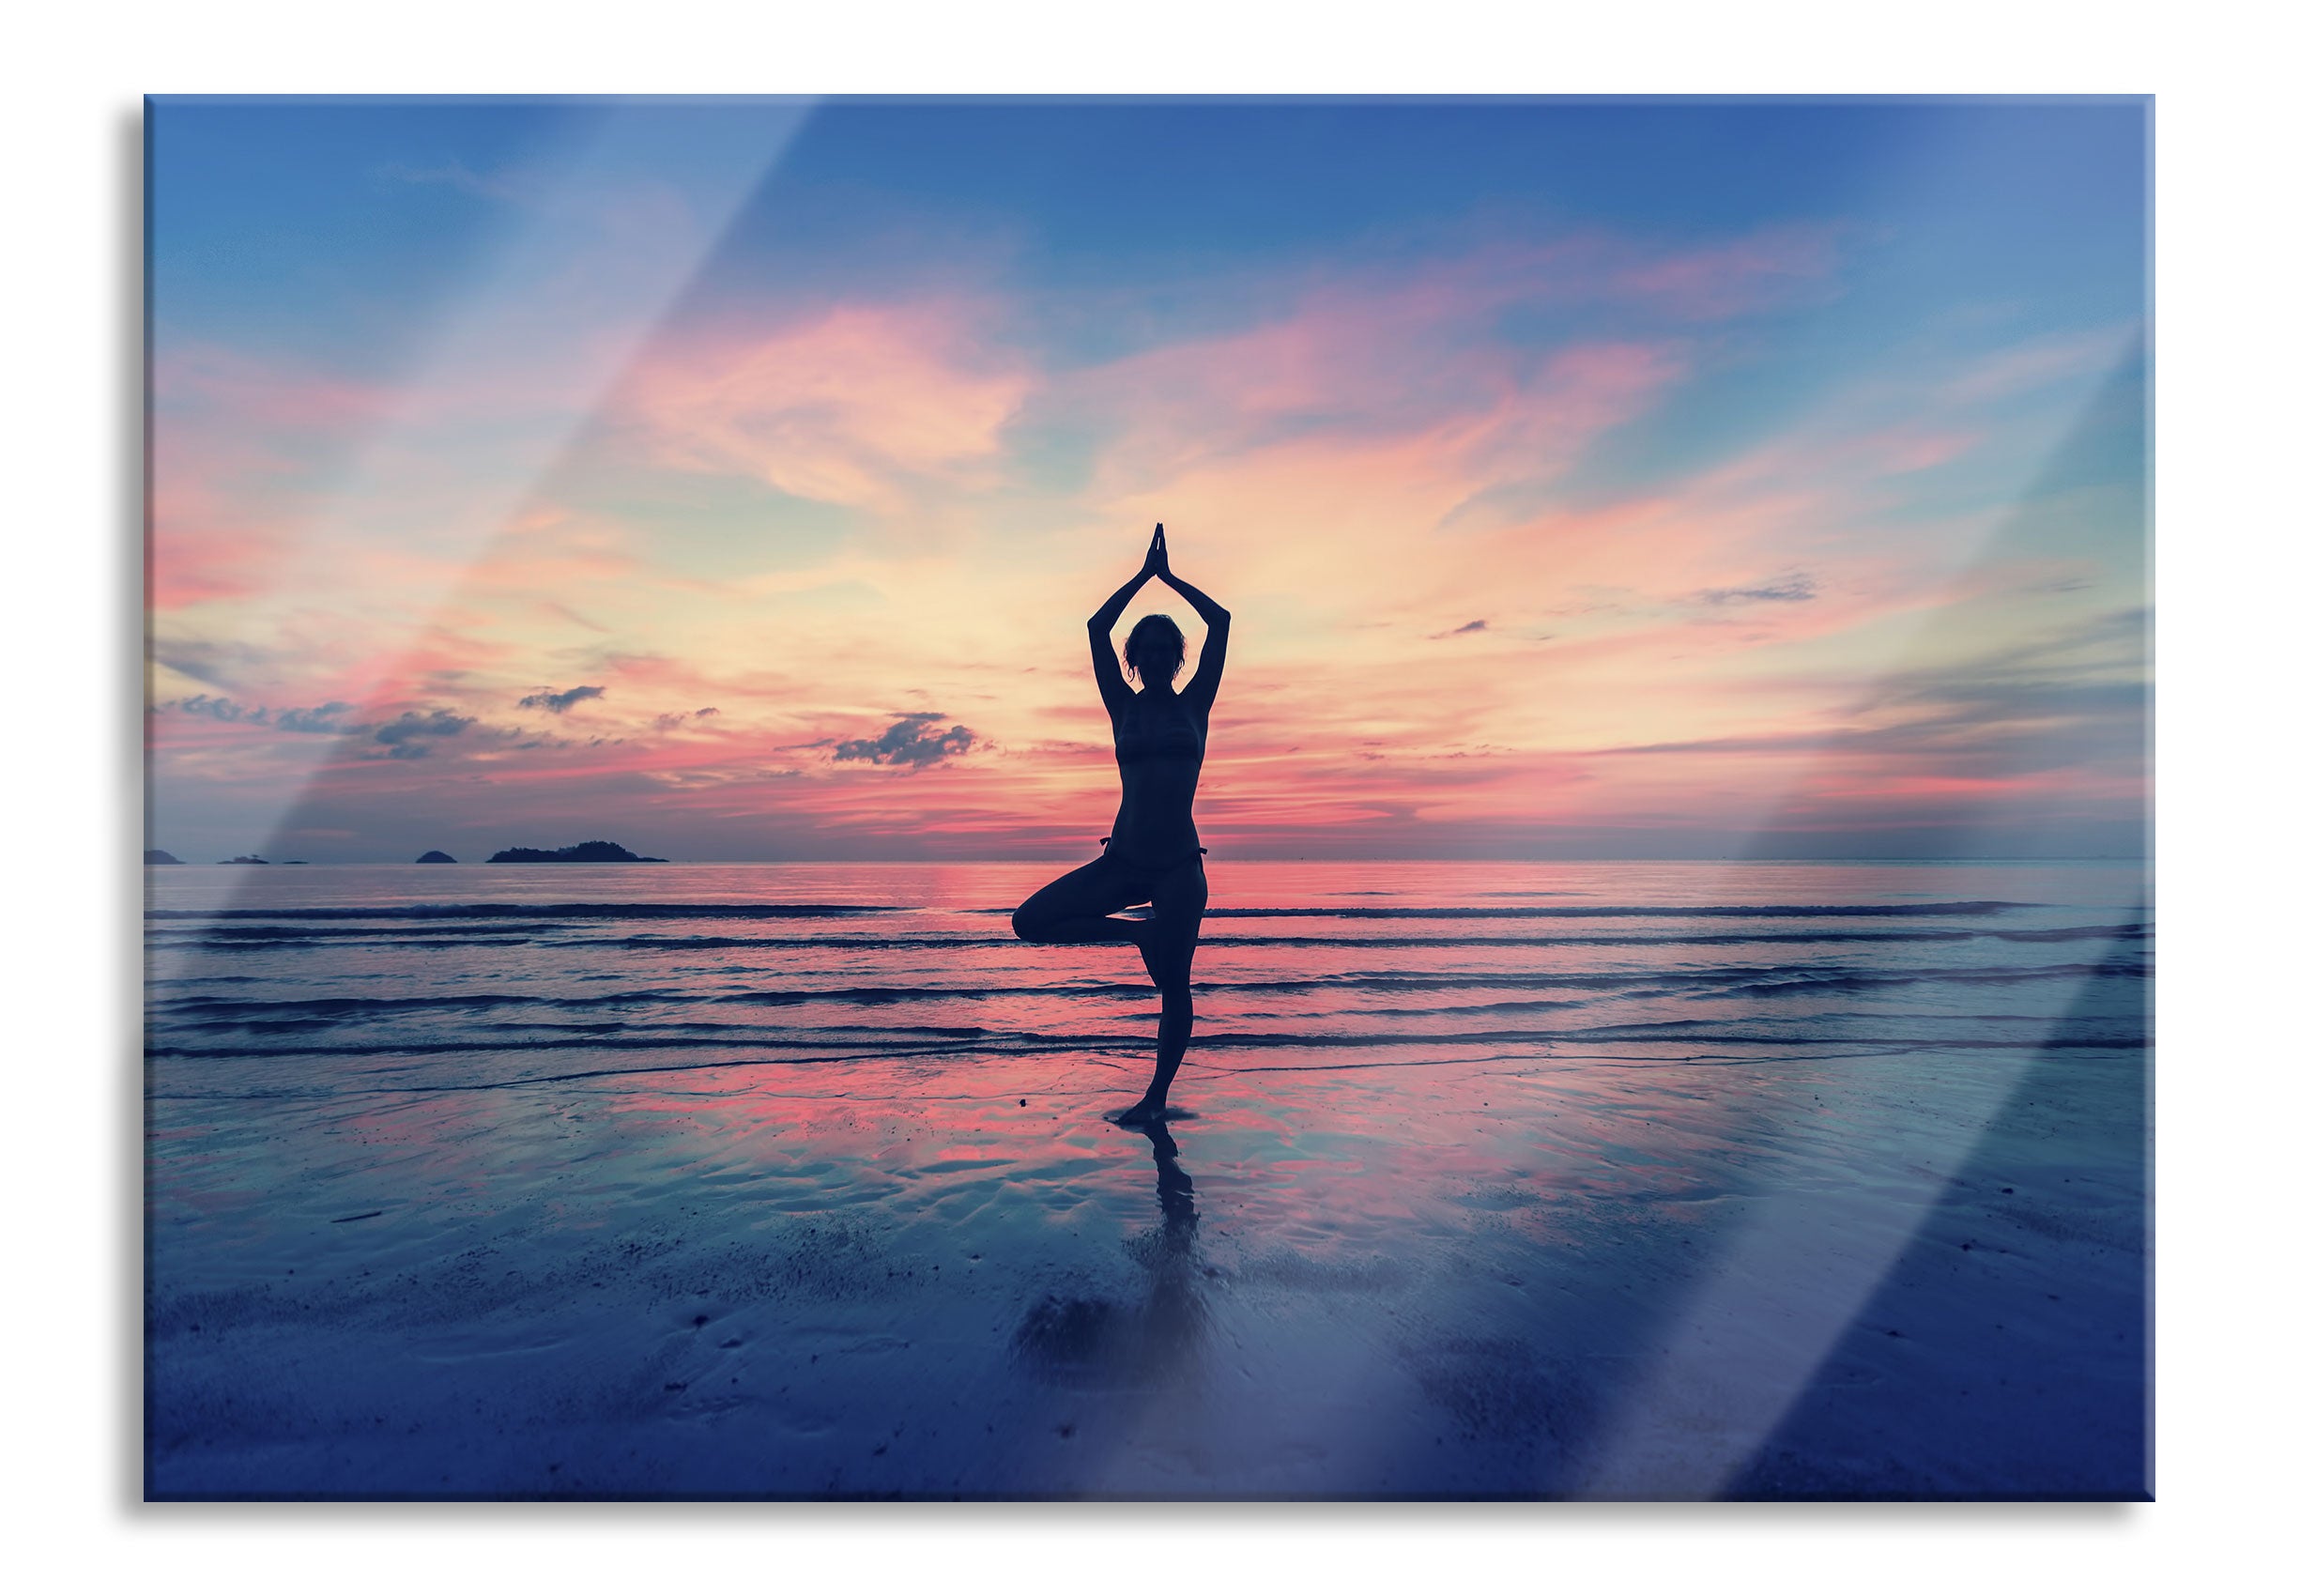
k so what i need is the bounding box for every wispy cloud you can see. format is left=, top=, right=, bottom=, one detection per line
left=518, top=684, right=607, bottom=714
left=168, top=693, right=263, bottom=724
left=164, top=695, right=356, bottom=733
left=274, top=701, right=354, bottom=733
left=1694, top=574, right=1818, bottom=606
left=161, top=696, right=479, bottom=761
left=375, top=158, right=522, bottom=204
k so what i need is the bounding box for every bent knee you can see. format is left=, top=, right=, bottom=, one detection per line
left=1010, top=905, right=1048, bottom=943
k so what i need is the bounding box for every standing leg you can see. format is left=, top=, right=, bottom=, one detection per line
left=1120, top=857, right=1208, bottom=1122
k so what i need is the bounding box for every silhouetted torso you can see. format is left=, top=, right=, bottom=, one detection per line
left=1111, top=685, right=1205, bottom=867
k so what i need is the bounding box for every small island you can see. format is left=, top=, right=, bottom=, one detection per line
left=219, top=854, right=269, bottom=866
left=145, top=849, right=182, bottom=866
left=485, top=840, right=667, bottom=864
left=416, top=850, right=457, bottom=864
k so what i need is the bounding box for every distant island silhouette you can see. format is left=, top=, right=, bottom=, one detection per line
left=146, top=849, right=182, bottom=866
left=417, top=850, right=457, bottom=864
left=219, top=854, right=268, bottom=865
left=486, top=840, right=667, bottom=863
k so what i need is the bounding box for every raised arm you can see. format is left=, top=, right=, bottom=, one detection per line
left=1161, top=557, right=1231, bottom=714
left=1089, top=536, right=1158, bottom=724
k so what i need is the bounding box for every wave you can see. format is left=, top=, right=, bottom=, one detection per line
left=591, top=928, right=2136, bottom=952
left=154, top=980, right=1211, bottom=1020
left=1693, top=960, right=2149, bottom=997
left=147, top=923, right=578, bottom=941
left=1225, top=959, right=2144, bottom=992
left=147, top=958, right=2150, bottom=1031
left=147, top=902, right=890, bottom=922
left=147, top=935, right=541, bottom=951
left=147, top=931, right=1030, bottom=952
left=1993, top=924, right=2154, bottom=943
left=1204, top=900, right=2041, bottom=919
left=142, top=924, right=2151, bottom=956
left=146, top=1018, right=2151, bottom=1062
left=151, top=898, right=2042, bottom=928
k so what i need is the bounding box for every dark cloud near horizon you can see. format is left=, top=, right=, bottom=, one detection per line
left=518, top=684, right=606, bottom=714
left=830, top=713, right=978, bottom=769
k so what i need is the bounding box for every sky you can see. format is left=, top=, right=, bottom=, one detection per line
left=147, top=97, right=2149, bottom=862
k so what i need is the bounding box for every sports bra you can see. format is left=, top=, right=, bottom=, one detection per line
left=1115, top=700, right=1204, bottom=767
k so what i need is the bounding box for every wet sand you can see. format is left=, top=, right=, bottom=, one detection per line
left=147, top=1038, right=2145, bottom=1498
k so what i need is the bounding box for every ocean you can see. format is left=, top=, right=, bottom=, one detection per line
left=145, top=859, right=2151, bottom=1499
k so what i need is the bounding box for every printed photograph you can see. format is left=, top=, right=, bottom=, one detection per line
left=145, top=95, right=2150, bottom=1499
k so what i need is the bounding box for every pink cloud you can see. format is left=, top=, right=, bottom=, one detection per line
left=613, top=302, right=1033, bottom=511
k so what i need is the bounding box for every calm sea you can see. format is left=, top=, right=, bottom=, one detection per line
left=146, top=859, right=2149, bottom=1088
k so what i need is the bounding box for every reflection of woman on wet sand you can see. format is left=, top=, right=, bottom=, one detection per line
left=1013, top=1121, right=1207, bottom=1389
left=1012, top=525, right=1229, bottom=1126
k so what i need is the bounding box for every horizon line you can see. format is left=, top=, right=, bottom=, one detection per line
left=148, top=853, right=2153, bottom=866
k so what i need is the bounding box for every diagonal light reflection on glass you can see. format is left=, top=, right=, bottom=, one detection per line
left=1575, top=354, right=2149, bottom=1498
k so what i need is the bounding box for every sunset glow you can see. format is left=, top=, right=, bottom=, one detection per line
left=148, top=98, right=2147, bottom=862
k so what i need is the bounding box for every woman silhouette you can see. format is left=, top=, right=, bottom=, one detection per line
left=1012, top=524, right=1230, bottom=1125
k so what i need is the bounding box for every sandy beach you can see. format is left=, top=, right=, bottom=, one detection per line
left=146, top=860, right=2149, bottom=1498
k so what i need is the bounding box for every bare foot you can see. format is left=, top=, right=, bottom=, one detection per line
left=1107, top=1100, right=1196, bottom=1126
